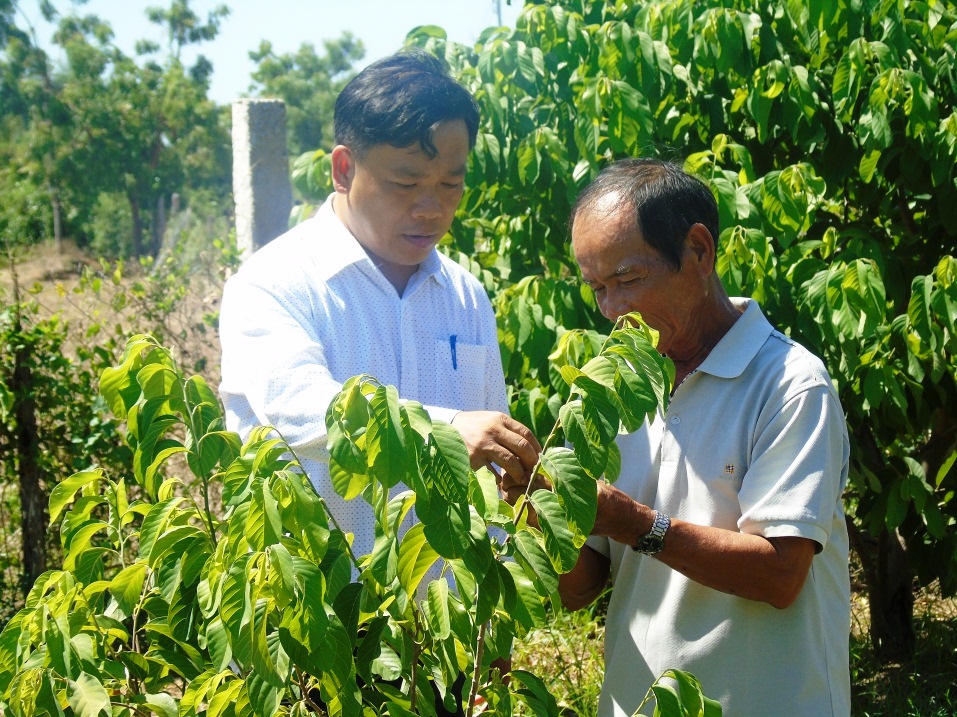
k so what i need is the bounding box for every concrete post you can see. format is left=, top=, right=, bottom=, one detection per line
left=232, top=99, right=292, bottom=256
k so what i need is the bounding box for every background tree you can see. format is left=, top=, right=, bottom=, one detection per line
left=248, top=33, right=365, bottom=158
left=0, top=0, right=231, bottom=257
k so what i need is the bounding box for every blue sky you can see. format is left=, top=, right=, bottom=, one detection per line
left=16, top=0, right=524, bottom=104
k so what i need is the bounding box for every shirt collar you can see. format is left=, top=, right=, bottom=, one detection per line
left=314, top=195, right=448, bottom=288
left=694, top=298, right=774, bottom=379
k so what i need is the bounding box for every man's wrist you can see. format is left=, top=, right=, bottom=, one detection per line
left=632, top=510, right=671, bottom=556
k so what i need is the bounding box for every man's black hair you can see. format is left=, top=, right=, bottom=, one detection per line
left=569, top=159, right=720, bottom=270
left=334, top=48, right=480, bottom=158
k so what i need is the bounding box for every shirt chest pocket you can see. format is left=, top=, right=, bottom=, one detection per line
left=432, top=339, right=487, bottom=411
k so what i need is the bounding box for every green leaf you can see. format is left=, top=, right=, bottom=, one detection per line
left=517, top=137, right=541, bottom=185
left=396, top=523, right=440, bottom=599
left=651, top=682, right=683, bottom=716
left=369, top=533, right=399, bottom=588
left=220, top=558, right=254, bottom=665
left=510, top=670, right=561, bottom=717
left=316, top=614, right=362, bottom=717
left=560, top=399, right=609, bottom=478
left=246, top=479, right=282, bottom=551
left=502, top=561, right=547, bottom=629
left=266, top=543, right=295, bottom=610
left=529, top=489, right=580, bottom=573
left=355, top=616, right=389, bottom=685
left=245, top=670, right=281, bottom=717
left=475, top=558, right=501, bottom=625
left=367, top=384, right=407, bottom=487
left=144, top=692, right=178, bottom=717
left=206, top=618, right=233, bottom=672
left=138, top=497, right=186, bottom=560
left=936, top=450, right=956, bottom=487
left=45, top=612, right=78, bottom=679
left=423, top=500, right=473, bottom=560
left=538, top=447, right=596, bottom=544
left=278, top=564, right=328, bottom=676
left=426, top=579, right=452, bottom=640
left=109, top=562, right=148, bottom=618
left=470, top=466, right=504, bottom=522
left=513, top=531, right=559, bottom=600
left=49, top=470, right=103, bottom=524
left=575, top=378, right=620, bottom=445
left=67, top=672, right=111, bottom=717
left=908, top=274, right=935, bottom=353
left=428, top=420, right=471, bottom=504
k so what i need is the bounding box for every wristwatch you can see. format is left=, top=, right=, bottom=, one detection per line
left=633, top=510, right=671, bottom=556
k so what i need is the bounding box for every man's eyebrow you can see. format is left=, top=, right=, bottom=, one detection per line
left=583, top=263, right=642, bottom=285
left=612, top=263, right=638, bottom=277
left=391, top=163, right=467, bottom=178
left=392, top=166, right=427, bottom=179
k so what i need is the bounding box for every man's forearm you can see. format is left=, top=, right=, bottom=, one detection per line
left=591, top=483, right=816, bottom=609
left=558, top=546, right=610, bottom=611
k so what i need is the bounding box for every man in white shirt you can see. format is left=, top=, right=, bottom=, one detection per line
left=505, top=159, right=851, bottom=715
left=219, top=49, right=540, bottom=567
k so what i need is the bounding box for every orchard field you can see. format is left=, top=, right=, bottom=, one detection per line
left=2, top=0, right=957, bottom=715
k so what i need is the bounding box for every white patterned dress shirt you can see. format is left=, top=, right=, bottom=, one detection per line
left=219, top=196, right=509, bottom=560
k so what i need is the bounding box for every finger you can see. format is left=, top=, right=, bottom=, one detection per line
left=501, top=415, right=542, bottom=453
left=490, top=424, right=540, bottom=472
left=484, top=447, right=527, bottom=483
left=496, top=467, right=528, bottom=493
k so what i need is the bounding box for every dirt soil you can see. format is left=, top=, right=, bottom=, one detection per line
left=2, top=240, right=226, bottom=385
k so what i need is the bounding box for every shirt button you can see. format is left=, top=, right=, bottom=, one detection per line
left=670, top=416, right=680, bottom=425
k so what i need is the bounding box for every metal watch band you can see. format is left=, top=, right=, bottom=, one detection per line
left=633, top=510, right=671, bottom=556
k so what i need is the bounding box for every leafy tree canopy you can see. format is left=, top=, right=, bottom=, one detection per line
left=249, top=33, right=365, bottom=158
left=0, top=0, right=230, bottom=256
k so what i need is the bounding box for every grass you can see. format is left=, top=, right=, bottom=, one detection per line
left=512, top=583, right=957, bottom=717
left=511, top=593, right=608, bottom=716
left=850, top=583, right=957, bottom=716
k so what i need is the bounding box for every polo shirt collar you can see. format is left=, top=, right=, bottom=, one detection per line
left=315, top=195, right=447, bottom=288
left=694, top=298, right=774, bottom=380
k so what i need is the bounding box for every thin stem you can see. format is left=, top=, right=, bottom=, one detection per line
left=296, top=667, right=326, bottom=716
left=466, top=621, right=488, bottom=717
left=179, top=378, right=218, bottom=544
left=410, top=635, right=420, bottom=715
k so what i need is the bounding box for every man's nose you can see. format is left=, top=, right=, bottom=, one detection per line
left=411, top=193, right=442, bottom=220
left=600, top=290, right=629, bottom=321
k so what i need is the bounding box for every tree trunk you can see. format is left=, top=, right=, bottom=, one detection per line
left=9, top=268, right=48, bottom=595
left=153, top=194, right=167, bottom=257
left=129, top=192, right=144, bottom=257
left=49, top=184, right=63, bottom=254
left=848, top=520, right=915, bottom=661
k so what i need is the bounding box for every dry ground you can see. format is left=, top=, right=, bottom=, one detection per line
left=2, top=239, right=227, bottom=384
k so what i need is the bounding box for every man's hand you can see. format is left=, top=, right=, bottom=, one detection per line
left=451, top=411, right=541, bottom=481
left=497, top=466, right=551, bottom=506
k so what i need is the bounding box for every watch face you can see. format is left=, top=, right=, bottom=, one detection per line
left=636, top=535, right=663, bottom=555
left=634, top=511, right=669, bottom=555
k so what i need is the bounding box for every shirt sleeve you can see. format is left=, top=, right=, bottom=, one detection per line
left=737, top=384, right=849, bottom=550
left=219, top=275, right=343, bottom=462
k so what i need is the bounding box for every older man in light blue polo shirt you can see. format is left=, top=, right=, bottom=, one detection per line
left=551, top=159, right=850, bottom=716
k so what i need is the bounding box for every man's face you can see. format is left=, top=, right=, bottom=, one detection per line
left=572, top=193, right=706, bottom=359
left=332, top=119, right=469, bottom=277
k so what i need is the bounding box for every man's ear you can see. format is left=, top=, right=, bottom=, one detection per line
left=331, top=145, right=355, bottom=194
left=684, top=223, right=717, bottom=275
